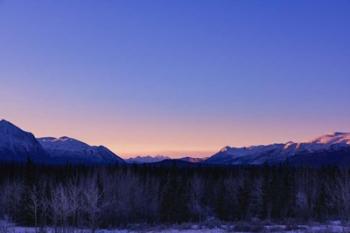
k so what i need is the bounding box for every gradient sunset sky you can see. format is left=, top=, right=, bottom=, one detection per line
left=1, top=0, right=350, bottom=158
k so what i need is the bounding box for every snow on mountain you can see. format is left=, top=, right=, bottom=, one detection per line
left=309, top=132, right=350, bottom=146
left=126, top=155, right=170, bottom=164
left=38, top=136, right=124, bottom=164
left=0, top=119, right=48, bottom=162
left=0, top=119, right=124, bottom=165
left=1, top=118, right=350, bottom=167
left=179, top=157, right=206, bottom=163
left=205, top=132, right=350, bottom=165
left=126, top=155, right=207, bottom=164
left=39, top=136, right=91, bottom=152
left=205, top=144, right=287, bottom=165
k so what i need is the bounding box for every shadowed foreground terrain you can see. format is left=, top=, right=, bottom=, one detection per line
left=1, top=163, right=350, bottom=231
left=1, top=220, right=350, bottom=233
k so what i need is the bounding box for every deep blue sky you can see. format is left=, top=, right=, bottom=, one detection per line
left=1, top=0, right=349, bottom=157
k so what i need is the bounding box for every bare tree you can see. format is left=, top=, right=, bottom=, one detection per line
left=189, top=175, right=206, bottom=221
left=247, top=178, right=263, bottom=219
left=331, top=169, right=350, bottom=220
left=28, top=185, right=40, bottom=227
left=81, top=176, right=101, bottom=233
left=66, top=178, right=82, bottom=227
left=50, top=184, right=73, bottom=232
left=0, top=179, right=24, bottom=222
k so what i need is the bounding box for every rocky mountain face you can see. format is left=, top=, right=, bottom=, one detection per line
left=204, top=132, right=350, bottom=166
left=38, top=136, right=125, bottom=164
left=1, top=119, right=350, bottom=167
left=0, top=120, right=124, bottom=165
left=125, top=155, right=170, bottom=164
left=0, top=120, right=48, bottom=163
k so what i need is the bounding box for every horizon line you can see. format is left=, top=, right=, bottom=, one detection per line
left=2, top=118, right=350, bottom=159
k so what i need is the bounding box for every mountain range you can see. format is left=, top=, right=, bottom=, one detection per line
left=0, top=120, right=48, bottom=163
left=205, top=132, right=350, bottom=166
left=0, top=119, right=124, bottom=164
left=1, top=119, right=350, bottom=166
left=125, top=155, right=171, bottom=164
left=125, top=155, right=206, bottom=164
left=38, top=136, right=124, bottom=164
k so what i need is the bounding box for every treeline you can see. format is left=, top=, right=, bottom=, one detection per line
left=0, top=163, right=349, bottom=228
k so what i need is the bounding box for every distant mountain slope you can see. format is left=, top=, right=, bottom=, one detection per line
left=126, top=155, right=206, bottom=164
left=38, top=136, right=124, bottom=164
left=287, top=147, right=350, bottom=167
left=2, top=119, right=350, bottom=167
left=205, top=132, right=350, bottom=166
left=149, top=159, right=199, bottom=167
left=125, top=155, right=170, bottom=164
left=178, top=157, right=206, bottom=163
left=0, top=120, right=48, bottom=163
left=0, top=119, right=124, bottom=165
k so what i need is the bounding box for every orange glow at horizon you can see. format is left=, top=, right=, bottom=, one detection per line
left=1, top=0, right=350, bottom=160
left=2, top=111, right=349, bottom=159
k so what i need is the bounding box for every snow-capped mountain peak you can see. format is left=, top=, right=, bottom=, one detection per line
left=220, top=146, right=232, bottom=153
left=0, top=119, right=13, bottom=126
left=126, top=155, right=170, bottom=164
left=0, top=120, right=125, bottom=164
left=0, top=119, right=38, bottom=146
left=309, top=132, right=350, bottom=145
left=39, top=136, right=91, bottom=151
left=205, top=132, right=350, bottom=165
left=0, top=119, right=48, bottom=162
left=38, top=136, right=124, bottom=164
left=0, top=119, right=27, bottom=134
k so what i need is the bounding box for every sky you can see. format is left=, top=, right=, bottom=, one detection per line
left=0, top=0, right=350, bottom=158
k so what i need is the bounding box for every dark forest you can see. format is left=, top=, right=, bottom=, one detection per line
left=0, top=163, right=349, bottom=229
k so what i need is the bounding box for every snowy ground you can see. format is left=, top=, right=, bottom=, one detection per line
left=2, top=221, right=350, bottom=233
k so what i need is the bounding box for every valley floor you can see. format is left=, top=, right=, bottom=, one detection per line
left=2, top=221, right=350, bottom=233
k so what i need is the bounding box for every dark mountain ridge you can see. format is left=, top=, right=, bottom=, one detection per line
left=1, top=119, right=350, bottom=167
left=0, top=120, right=124, bottom=165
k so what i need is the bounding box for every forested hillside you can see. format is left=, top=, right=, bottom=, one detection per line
left=0, top=163, right=349, bottom=228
